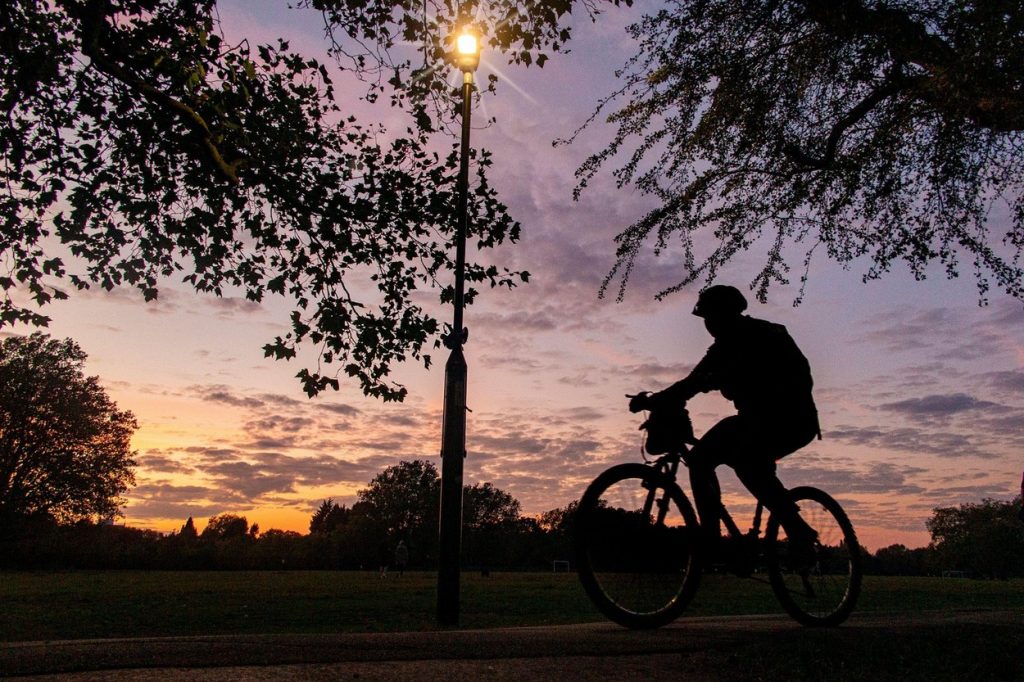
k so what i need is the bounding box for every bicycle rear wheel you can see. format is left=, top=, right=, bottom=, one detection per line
left=574, top=463, right=702, bottom=629
left=766, top=486, right=862, bottom=626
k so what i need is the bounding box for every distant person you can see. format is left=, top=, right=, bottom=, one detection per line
left=394, top=540, right=409, bottom=577
left=631, top=285, right=821, bottom=559
left=378, top=540, right=390, bottom=579
left=1018, top=471, right=1023, bottom=522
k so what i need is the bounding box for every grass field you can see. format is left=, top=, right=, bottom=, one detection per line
left=3, top=570, right=1023, bottom=641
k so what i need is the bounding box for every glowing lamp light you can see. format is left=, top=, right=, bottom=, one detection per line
left=454, top=30, right=480, bottom=72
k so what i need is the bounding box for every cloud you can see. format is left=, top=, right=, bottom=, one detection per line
left=473, top=309, right=561, bottom=333
left=257, top=393, right=305, bottom=408
left=192, top=384, right=266, bottom=408
left=203, top=460, right=299, bottom=497
left=558, top=406, right=606, bottom=422
left=136, top=453, right=195, bottom=474
left=857, top=303, right=1021, bottom=363
left=622, top=361, right=696, bottom=384
left=124, top=482, right=246, bottom=521
left=984, top=370, right=1024, bottom=395
left=155, top=448, right=385, bottom=502
left=376, top=413, right=421, bottom=428
left=781, top=459, right=927, bottom=496
left=827, top=425, right=996, bottom=458
left=879, top=393, right=1001, bottom=417
left=244, top=416, right=316, bottom=433
left=318, top=402, right=362, bottom=416
left=203, top=296, right=264, bottom=319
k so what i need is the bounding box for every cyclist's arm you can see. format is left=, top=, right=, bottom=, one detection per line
left=654, top=351, right=718, bottom=407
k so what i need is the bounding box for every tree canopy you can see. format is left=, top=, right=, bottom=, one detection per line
left=566, top=0, right=1024, bottom=304
left=0, top=332, right=137, bottom=523
left=3, top=0, right=582, bottom=400
left=357, top=459, right=440, bottom=539
left=309, top=497, right=350, bottom=534
left=200, top=512, right=253, bottom=540
left=927, top=497, right=1024, bottom=578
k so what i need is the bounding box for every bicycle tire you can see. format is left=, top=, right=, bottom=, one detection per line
left=766, top=486, right=862, bottom=627
left=574, top=463, right=703, bottom=629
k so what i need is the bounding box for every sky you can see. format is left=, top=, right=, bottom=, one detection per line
left=11, top=1, right=1024, bottom=552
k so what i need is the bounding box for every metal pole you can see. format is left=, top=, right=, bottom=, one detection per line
left=437, top=70, right=473, bottom=627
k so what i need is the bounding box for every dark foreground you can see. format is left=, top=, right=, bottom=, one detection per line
left=3, top=608, right=1020, bottom=681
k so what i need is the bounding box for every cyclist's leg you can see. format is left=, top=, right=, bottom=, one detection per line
left=686, top=416, right=742, bottom=546
left=733, top=459, right=814, bottom=538
left=729, top=421, right=818, bottom=541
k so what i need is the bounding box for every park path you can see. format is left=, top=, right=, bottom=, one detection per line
left=3, top=609, right=1021, bottom=680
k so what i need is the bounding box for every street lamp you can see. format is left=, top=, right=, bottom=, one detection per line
left=437, top=25, right=480, bottom=627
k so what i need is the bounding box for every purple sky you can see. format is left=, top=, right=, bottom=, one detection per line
left=13, top=1, right=1023, bottom=551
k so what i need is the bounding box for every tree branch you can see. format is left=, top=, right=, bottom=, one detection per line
left=784, top=77, right=906, bottom=170
left=796, top=0, right=1024, bottom=132
left=58, top=0, right=242, bottom=184
left=797, top=0, right=954, bottom=71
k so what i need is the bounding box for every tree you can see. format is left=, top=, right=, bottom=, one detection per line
left=462, top=481, right=525, bottom=570
left=309, top=498, right=350, bottom=534
left=357, top=459, right=440, bottom=540
left=567, top=1, right=1024, bottom=304
left=463, top=482, right=521, bottom=530
left=538, top=501, right=579, bottom=535
left=179, top=516, right=198, bottom=539
left=0, top=332, right=137, bottom=524
left=200, top=512, right=250, bottom=540
left=872, top=543, right=934, bottom=576
left=1, top=0, right=619, bottom=399
left=927, top=497, right=1024, bottom=578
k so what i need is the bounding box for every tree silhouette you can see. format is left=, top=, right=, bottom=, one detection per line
left=200, top=513, right=250, bottom=540
left=2, top=0, right=540, bottom=400
left=928, top=497, right=1024, bottom=578
left=0, top=333, right=137, bottom=524
left=357, top=460, right=440, bottom=541
left=567, top=0, right=1024, bottom=304
left=179, top=516, right=198, bottom=540
left=309, top=498, right=350, bottom=534
left=463, top=482, right=521, bottom=530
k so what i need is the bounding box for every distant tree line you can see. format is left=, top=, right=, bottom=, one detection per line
left=0, top=460, right=579, bottom=571
left=857, top=497, right=1024, bottom=579
left=3, top=458, right=1022, bottom=576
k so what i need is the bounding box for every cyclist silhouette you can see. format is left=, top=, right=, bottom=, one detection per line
left=630, top=285, right=820, bottom=556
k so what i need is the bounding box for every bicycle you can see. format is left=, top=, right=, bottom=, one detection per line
left=574, top=402, right=862, bottom=629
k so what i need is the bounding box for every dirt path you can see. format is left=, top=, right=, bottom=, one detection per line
left=4, top=609, right=1021, bottom=681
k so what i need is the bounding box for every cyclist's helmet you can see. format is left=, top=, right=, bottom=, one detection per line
left=692, top=285, right=747, bottom=318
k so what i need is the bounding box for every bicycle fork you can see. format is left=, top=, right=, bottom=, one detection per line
left=641, top=458, right=681, bottom=525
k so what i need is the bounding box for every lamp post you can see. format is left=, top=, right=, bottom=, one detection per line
left=437, top=27, right=479, bottom=627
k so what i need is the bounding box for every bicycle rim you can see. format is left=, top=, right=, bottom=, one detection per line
left=574, top=464, right=701, bottom=629
left=766, top=486, right=862, bottom=627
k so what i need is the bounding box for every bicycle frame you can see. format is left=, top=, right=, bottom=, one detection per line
left=644, top=450, right=766, bottom=543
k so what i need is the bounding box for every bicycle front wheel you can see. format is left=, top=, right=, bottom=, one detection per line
left=766, top=486, right=862, bottom=627
left=574, top=463, right=702, bottom=629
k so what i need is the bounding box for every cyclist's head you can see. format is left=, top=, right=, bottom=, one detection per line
left=692, top=285, right=747, bottom=320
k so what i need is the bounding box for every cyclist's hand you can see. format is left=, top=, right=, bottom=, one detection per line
left=627, top=392, right=652, bottom=413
